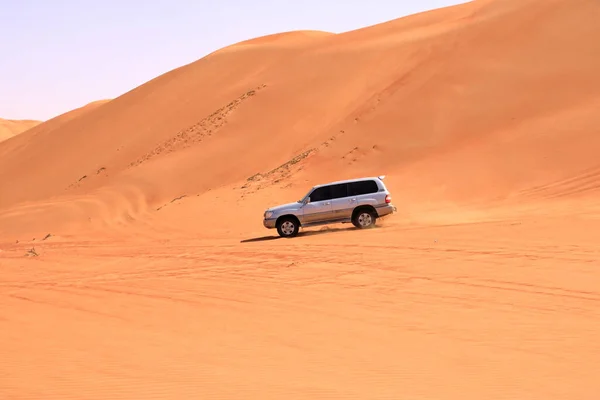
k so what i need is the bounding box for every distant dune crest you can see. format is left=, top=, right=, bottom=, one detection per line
left=0, top=118, right=41, bottom=142
left=234, top=30, right=333, bottom=46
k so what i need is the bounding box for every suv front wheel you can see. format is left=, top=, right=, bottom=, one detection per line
left=276, top=216, right=300, bottom=238
left=352, top=208, right=377, bottom=229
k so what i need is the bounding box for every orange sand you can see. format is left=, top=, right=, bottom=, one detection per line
left=1, top=0, right=600, bottom=399
left=0, top=118, right=40, bottom=142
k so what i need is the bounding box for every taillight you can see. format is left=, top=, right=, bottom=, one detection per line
left=385, top=194, right=391, bottom=204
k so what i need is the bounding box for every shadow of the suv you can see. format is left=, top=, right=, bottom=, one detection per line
left=240, top=226, right=354, bottom=243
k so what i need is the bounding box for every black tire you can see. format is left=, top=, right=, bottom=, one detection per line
left=276, top=216, right=300, bottom=238
left=352, top=208, right=377, bottom=229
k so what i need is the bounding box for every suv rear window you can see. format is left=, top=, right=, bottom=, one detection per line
left=349, top=180, right=378, bottom=196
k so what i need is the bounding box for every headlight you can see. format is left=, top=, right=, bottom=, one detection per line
left=264, top=211, right=274, bottom=219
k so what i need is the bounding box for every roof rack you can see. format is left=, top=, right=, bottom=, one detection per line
left=378, top=175, right=386, bottom=180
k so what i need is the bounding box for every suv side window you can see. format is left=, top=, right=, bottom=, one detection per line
left=349, top=180, right=378, bottom=196
left=309, top=186, right=332, bottom=202
left=330, top=183, right=349, bottom=199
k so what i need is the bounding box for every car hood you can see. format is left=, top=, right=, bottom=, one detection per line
left=267, top=201, right=302, bottom=214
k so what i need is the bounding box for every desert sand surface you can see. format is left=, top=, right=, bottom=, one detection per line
left=0, top=118, right=40, bottom=143
left=2, top=0, right=600, bottom=399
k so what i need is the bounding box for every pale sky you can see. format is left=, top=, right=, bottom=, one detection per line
left=1, top=0, right=466, bottom=121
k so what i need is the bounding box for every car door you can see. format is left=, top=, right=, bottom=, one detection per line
left=301, top=185, right=333, bottom=224
left=329, top=183, right=353, bottom=220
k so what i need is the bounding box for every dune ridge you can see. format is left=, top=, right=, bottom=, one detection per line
left=0, top=118, right=40, bottom=142
left=1, top=0, right=600, bottom=399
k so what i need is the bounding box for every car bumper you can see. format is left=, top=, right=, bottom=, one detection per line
left=263, top=218, right=277, bottom=229
left=376, top=203, right=396, bottom=217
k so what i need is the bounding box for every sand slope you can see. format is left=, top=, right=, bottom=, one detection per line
left=0, top=118, right=40, bottom=142
left=1, top=0, right=599, bottom=234
left=1, top=0, right=600, bottom=399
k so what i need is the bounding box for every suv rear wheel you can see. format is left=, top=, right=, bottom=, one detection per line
left=276, top=216, right=300, bottom=238
left=352, top=208, right=376, bottom=229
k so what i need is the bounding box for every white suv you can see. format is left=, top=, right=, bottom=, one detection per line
left=263, top=176, right=396, bottom=238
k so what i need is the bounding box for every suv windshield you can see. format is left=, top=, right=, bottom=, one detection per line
left=298, top=188, right=314, bottom=203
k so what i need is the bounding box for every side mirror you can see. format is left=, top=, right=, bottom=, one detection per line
left=304, top=197, right=310, bottom=204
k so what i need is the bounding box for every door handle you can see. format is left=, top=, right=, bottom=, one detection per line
left=325, top=201, right=331, bottom=205
left=350, top=198, right=357, bottom=202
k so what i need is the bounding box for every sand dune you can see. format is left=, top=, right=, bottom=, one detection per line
left=231, top=29, right=334, bottom=46
left=1, top=0, right=599, bottom=232
left=0, top=100, right=109, bottom=145
left=0, top=118, right=40, bottom=142
left=1, top=0, right=600, bottom=399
